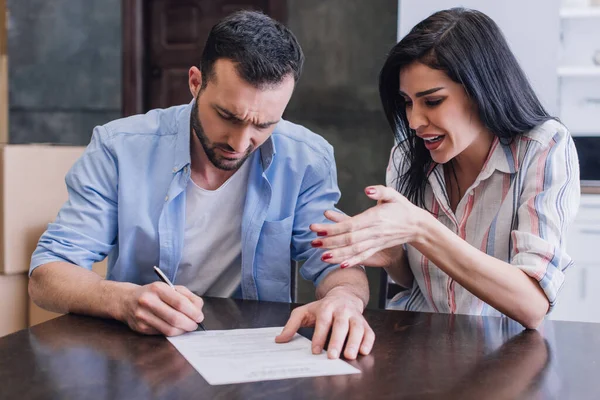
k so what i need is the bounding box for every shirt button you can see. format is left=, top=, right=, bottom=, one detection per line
left=184, top=166, right=188, bottom=173
left=172, top=167, right=177, bottom=173
left=164, top=195, right=169, bottom=202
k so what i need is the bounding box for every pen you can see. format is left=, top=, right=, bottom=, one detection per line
left=153, top=266, right=206, bottom=331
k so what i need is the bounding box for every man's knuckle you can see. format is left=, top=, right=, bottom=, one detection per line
left=291, top=307, right=303, bottom=316
left=332, top=304, right=350, bottom=315
left=133, top=309, right=145, bottom=321
left=349, top=318, right=362, bottom=329
left=149, top=282, right=162, bottom=293
left=316, top=310, right=332, bottom=323
left=172, top=297, right=185, bottom=310
left=138, top=291, right=154, bottom=306
left=164, top=314, right=179, bottom=327
left=165, top=327, right=179, bottom=337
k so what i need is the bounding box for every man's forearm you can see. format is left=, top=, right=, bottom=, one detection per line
left=29, top=262, right=136, bottom=321
left=315, top=266, right=370, bottom=309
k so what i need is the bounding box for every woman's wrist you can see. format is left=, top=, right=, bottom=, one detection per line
left=410, top=208, right=438, bottom=248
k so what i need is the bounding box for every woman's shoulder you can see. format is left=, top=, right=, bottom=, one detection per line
left=521, top=119, right=571, bottom=148
left=513, top=119, right=576, bottom=171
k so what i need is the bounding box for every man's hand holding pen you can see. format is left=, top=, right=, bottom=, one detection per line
left=115, top=266, right=205, bottom=336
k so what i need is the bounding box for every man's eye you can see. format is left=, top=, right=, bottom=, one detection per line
left=219, top=113, right=243, bottom=124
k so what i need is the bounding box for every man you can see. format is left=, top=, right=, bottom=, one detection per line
left=29, top=11, right=374, bottom=360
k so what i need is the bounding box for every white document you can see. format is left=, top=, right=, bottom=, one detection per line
left=167, top=326, right=361, bottom=385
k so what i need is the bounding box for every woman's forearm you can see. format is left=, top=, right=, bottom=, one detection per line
left=411, top=215, right=549, bottom=329
left=383, top=246, right=414, bottom=289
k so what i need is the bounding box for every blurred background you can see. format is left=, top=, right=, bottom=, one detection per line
left=1, top=0, right=599, bottom=336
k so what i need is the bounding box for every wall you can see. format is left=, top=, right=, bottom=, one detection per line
left=5, top=0, right=397, bottom=309
left=285, top=0, right=397, bottom=307
left=7, top=0, right=121, bottom=145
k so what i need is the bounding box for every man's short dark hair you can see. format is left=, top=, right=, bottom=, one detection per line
left=199, top=10, right=304, bottom=89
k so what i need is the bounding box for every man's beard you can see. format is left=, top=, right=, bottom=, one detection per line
left=190, top=99, right=254, bottom=171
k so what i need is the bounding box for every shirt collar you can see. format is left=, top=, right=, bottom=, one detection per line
left=482, top=136, right=520, bottom=176
left=172, top=100, right=193, bottom=173
left=259, top=135, right=276, bottom=171
left=427, top=135, right=520, bottom=206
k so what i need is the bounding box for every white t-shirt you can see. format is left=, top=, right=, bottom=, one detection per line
left=175, top=161, right=251, bottom=297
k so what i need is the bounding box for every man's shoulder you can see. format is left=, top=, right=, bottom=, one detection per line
left=271, top=119, right=334, bottom=160
left=100, top=104, right=188, bottom=141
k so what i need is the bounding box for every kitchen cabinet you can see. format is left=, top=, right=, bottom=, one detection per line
left=397, top=1, right=600, bottom=322
left=551, top=194, right=600, bottom=323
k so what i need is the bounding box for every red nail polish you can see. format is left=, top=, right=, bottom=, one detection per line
left=312, top=240, right=323, bottom=247
left=322, top=253, right=333, bottom=261
left=340, top=262, right=349, bottom=269
left=317, top=231, right=327, bottom=237
left=366, top=187, right=376, bottom=195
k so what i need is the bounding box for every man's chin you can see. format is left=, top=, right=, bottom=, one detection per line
left=211, top=157, right=245, bottom=171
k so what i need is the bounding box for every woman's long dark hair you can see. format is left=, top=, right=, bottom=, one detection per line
left=379, top=8, right=554, bottom=207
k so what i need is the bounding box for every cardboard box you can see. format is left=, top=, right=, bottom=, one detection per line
left=28, top=259, right=108, bottom=327
left=0, top=273, right=28, bottom=337
left=0, top=145, right=85, bottom=274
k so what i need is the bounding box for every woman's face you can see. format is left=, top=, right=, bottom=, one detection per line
left=399, top=62, right=492, bottom=165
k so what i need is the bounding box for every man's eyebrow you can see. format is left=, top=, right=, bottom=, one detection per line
left=255, top=120, right=279, bottom=128
left=214, top=105, right=243, bottom=121
left=214, top=105, right=279, bottom=127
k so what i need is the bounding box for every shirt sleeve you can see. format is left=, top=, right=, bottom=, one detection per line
left=510, top=129, right=580, bottom=311
left=290, top=144, right=342, bottom=287
left=29, top=125, right=119, bottom=275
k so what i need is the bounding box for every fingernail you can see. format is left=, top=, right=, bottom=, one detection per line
left=322, top=253, right=333, bottom=261
left=313, top=345, right=322, bottom=354
left=317, top=231, right=328, bottom=237
left=311, top=240, right=323, bottom=247
left=366, top=187, right=376, bottom=195
left=361, top=345, right=372, bottom=354
left=340, top=262, right=349, bottom=269
left=328, top=349, right=339, bottom=359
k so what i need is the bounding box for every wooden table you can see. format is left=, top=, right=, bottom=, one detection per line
left=0, top=297, right=599, bottom=399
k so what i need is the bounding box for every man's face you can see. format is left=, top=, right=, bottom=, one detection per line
left=190, top=59, right=295, bottom=171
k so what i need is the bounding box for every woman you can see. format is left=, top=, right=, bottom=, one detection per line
left=310, top=8, right=580, bottom=329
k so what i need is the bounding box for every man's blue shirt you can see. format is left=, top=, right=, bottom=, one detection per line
left=30, top=101, right=340, bottom=302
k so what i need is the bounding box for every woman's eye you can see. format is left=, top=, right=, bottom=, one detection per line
left=425, top=98, right=444, bottom=107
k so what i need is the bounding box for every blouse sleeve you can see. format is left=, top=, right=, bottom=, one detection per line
left=510, top=126, right=580, bottom=311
